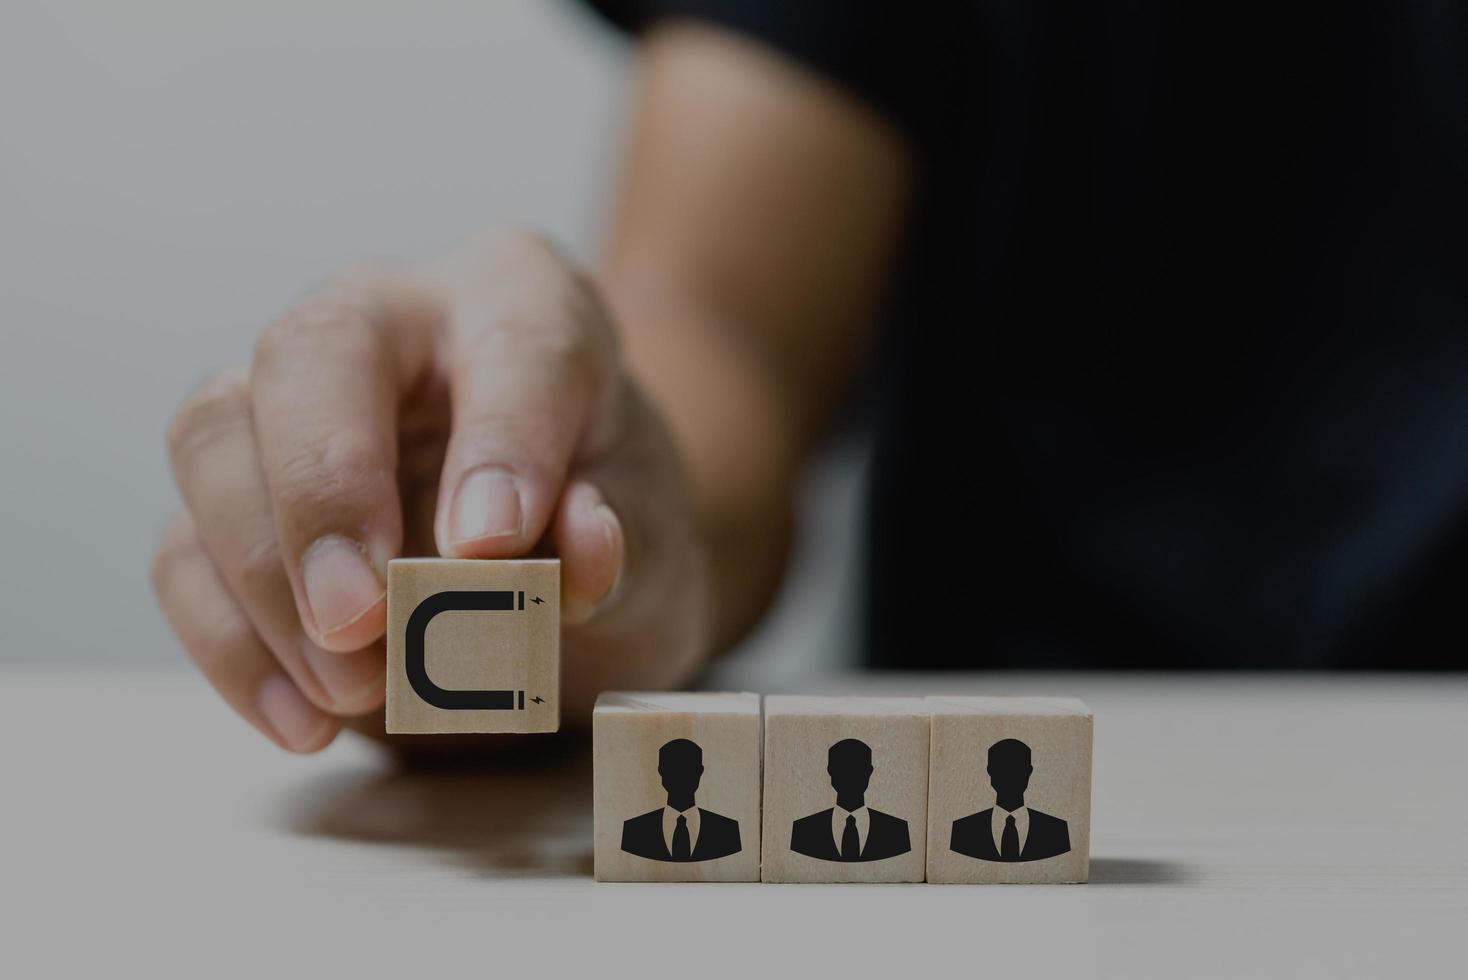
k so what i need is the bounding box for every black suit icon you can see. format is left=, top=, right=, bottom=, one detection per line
left=789, top=739, right=911, bottom=862
left=620, top=738, right=742, bottom=863
left=950, top=738, right=1071, bottom=862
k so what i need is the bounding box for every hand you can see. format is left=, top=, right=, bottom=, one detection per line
left=152, top=232, right=711, bottom=752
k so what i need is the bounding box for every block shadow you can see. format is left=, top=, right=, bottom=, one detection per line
left=1089, top=856, right=1196, bottom=885
left=273, top=734, right=595, bottom=878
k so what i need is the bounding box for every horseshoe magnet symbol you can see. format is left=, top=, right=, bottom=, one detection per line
left=404, top=590, right=529, bottom=710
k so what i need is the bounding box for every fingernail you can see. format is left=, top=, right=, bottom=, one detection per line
left=594, top=502, right=625, bottom=606
left=257, top=673, right=332, bottom=751
left=449, top=468, right=522, bottom=543
left=564, top=491, right=625, bottom=626
left=301, top=536, right=385, bottom=637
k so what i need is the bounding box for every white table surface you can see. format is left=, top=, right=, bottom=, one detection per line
left=3, top=669, right=1464, bottom=978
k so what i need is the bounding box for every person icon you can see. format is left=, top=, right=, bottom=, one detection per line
left=789, top=738, right=911, bottom=862
left=620, top=738, right=742, bottom=862
left=950, top=738, right=1071, bottom=862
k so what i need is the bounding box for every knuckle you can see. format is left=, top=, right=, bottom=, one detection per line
left=456, top=223, right=619, bottom=331
left=469, top=316, right=609, bottom=395
left=270, top=427, right=390, bottom=524
left=452, top=408, right=555, bottom=460
left=255, top=276, right=383, bottom=369
left=477, top=228, right=616, bottom=349
left=547, top=324, right=610, bottom=394
left=168, top=370, right=250, bottom=466
left=455, top=327, right=626, bottom=456
left=234, top=533, right=287, bottom=598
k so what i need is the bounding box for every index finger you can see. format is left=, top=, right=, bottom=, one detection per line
left=250, top=266, right=439, bottom=651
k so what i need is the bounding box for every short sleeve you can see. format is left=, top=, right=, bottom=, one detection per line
left=579, top=0, right=937, bottom=138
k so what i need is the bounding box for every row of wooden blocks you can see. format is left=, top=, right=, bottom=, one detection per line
left=375, top=559, right=1092, bottom=883
left=594, top=693, right=1093, bottom=883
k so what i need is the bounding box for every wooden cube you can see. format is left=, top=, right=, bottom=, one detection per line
left=592, top=692, right=762, bottom=882
left=761, top=696, right=929, bottom=883
left=925, top=697, right=1092, bottom=883
left=385, top=558, right=559, bottom=734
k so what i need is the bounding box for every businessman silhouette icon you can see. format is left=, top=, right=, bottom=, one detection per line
left=789, top=739, right=911, bottom=862
left=620, top=739, right=742, bottom=863
left=950, top=738, right=1071, bottom=862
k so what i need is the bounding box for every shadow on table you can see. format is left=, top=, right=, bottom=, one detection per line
left=1089, top=857, right=1196, bottom=885
left=274, top=734, right=595, bottom=878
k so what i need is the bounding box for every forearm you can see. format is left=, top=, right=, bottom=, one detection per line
left=591, top=22, right=912, bottom=660
left=600, top=279, right=800, bottom=656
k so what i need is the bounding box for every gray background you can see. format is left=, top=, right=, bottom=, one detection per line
left=0, top=0, right=857, bottom=677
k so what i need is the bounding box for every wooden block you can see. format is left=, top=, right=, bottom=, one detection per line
left=761, top=696, right=929, bottom=883
left=385, top=558, right=559, bottom=734
left=925, top=697, right=1092, bottom=883
left=592, top=692, right=762, bottom=882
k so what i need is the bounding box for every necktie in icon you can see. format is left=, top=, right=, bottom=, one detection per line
left=1001, top=813, right=1020, bottom=860
left=672, top=813, right=691, bottom=860
left=841, top=814, right=861, bottom=860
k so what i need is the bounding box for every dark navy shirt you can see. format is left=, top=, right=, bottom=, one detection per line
left=588, top=1, right=1468, bottom=669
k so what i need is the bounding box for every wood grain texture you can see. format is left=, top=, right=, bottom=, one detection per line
left=593, top=692, right=761, bottom=881
left=925, top=697, right=1092, bottom=883
left=761, top=696, right=929, bottom=882
left=385, top=559, right=559, bottom=734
